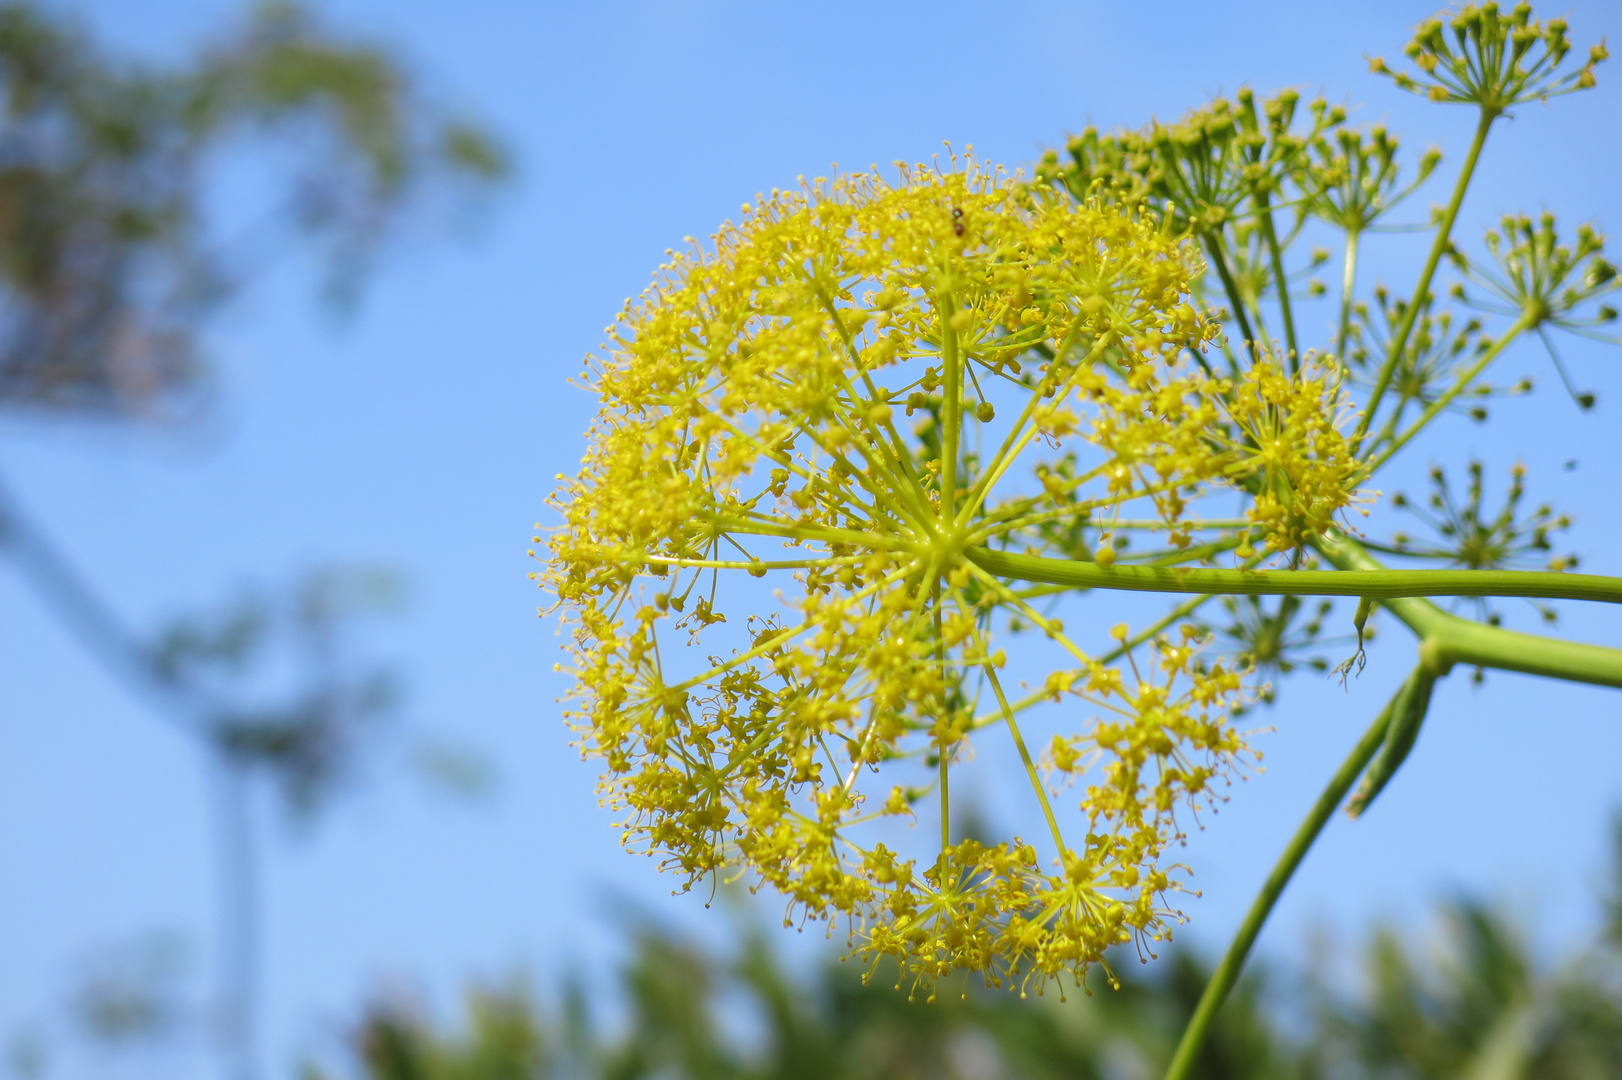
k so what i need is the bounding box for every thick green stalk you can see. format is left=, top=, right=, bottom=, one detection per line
left=971, top=545, right=1622, bottom=688
left=1314, top=533, right=1622, bottom=689
left=1162, top=692, right=1395, bottom=1080
left=966, top=547, right=1622, bottom=607
left=1354, top=107, right=1496, bottom=453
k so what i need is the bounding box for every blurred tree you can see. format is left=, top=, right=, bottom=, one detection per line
left=0, top=0, right=504, bottom=419
left=71, top=931, right=191, bottom=1049
left=310, top=917, right=1310, bottom=1080
left=0, top=3, right=507, bottom=1078
left=308, top=821, right=1622, bottom=1080
left=1314, top=905, right=1622, bottom=1076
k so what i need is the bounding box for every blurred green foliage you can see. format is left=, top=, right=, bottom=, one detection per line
left=0, top=0, right=506, bottom=421
left=307, top=823, right=1622, bottom=1080
left=152, top=564, right=410, bottom=818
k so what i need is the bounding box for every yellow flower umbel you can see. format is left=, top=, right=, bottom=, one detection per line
left=540, top=153, right=1356, bottom=998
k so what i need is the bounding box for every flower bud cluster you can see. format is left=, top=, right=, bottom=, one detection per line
left=1368, top=2, right=1605, bottom=113
left=1039, top=90, right=1339, bottom=239
left=1306, top=125, right=1440, bottom=236
left=1453, top=213, right=1618, bottom=336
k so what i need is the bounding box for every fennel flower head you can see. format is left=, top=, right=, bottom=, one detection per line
left=540, top=152, right=1358, bottom=997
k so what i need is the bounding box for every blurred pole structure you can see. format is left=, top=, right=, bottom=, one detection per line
left=0, top=6, right=507, bottom=1073
left=0, top=472, right=206, bottom=734
left=212, top=760, right=260, bottom=1080
left=0, top=469, right=260, bottom=1080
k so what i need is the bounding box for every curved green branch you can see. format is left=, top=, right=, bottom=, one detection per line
left=1162, top=682, right=1396, bottom=1080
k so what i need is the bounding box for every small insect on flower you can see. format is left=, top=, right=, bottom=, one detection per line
left=540, top=150, right=1354, bottom=999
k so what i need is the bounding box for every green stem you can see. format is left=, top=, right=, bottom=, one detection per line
left=1162, top=692, right=1394, bottom=1080
left=1257, top=192, right=1299, bottom=371
left=1354, top=106, right=1496, bottom=453
left=983, top=662, right=1067, bottom=854
left=934, top=578, right=950, bottom=854
left=1335, top=228, right=1360, bottom=366
left=941, top=294, right=962, bottom=523
left=1202, top=234, right=1259, bottom=363
left=965, top=547, right=1622, bottom=607
left=1364, top=315, right=1531, bottom=474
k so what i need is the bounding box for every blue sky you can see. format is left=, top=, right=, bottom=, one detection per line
left=3, top=1, right=1621, bottom=1076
